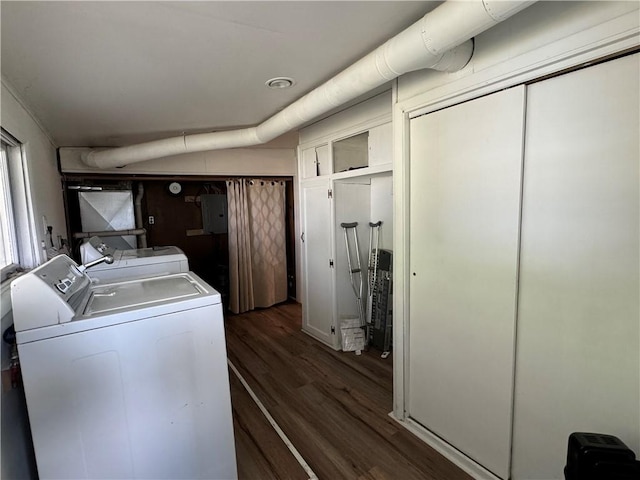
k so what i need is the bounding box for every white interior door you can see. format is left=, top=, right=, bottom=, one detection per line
left=512, top=53, right=640, bottom=479
left=301, top=180, right=335, bottom=347
left=408, top=86, right=526, bottom=479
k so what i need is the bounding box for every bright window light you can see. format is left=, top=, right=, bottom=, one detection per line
left=1, top=132, right=22, bottom=280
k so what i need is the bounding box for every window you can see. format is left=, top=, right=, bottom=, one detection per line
left=1, top=134, right=20, bottom=280
left=1, top=129, right=37, bottom=282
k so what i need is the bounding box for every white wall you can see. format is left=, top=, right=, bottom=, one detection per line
left=1, top=82, right=66, bottom=266
left=299, top=91, right=391, bottom=146
left=1, top=80, right=63, bottom=480
left=369, top=175, right=392, bottom=251
left=1, top=80, right=65, bottom=318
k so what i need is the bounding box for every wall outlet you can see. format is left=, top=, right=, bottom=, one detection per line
left=148, top=215, right=155, bottom=225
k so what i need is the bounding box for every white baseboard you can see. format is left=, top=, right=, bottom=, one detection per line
left=388, top=413, right=502, bottom=480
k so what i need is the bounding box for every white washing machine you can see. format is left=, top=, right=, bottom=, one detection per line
left=11, top=255, right=237, bottom=480
left=80, top=236, right=189, bottom=282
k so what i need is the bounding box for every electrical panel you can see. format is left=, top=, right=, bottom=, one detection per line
left=201, top=194, right=228, bottom=234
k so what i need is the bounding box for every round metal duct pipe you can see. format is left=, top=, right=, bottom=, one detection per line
left=82, top=0, right=536, bottom=169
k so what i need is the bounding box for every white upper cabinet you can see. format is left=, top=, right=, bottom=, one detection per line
left=301, top=144, right=330, bottom=179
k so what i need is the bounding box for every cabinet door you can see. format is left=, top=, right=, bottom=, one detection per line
left=301, top=147, right=318, bottom=179
left=408, top=86, right=526, bottom=479
left=512, top=53, right=640, bottom=479
left=301, top=145, right=330, bottom=179
left=368, top=123, right=392, bottom=168
left=301, top=181, right=335, bottom=347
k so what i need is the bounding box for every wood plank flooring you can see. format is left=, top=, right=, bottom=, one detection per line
left=229, top=367, right=309, bottom=480
left=225, top=302, right=473, bottom=480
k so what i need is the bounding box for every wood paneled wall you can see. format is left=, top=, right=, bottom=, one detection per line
left=62, top=175, right=296, bottom=307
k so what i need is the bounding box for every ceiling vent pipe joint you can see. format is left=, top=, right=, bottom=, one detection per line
left=375, top=45, right=399, bottom=79
left=81, top=0, right=536, bottom=169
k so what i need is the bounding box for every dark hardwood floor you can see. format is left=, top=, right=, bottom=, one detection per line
left=225, top=302, right=472, bottom=480
left=229, top=368, right=309, bottom=480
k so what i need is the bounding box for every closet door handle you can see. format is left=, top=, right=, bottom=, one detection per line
left=301, top=232, right=305, bottom=242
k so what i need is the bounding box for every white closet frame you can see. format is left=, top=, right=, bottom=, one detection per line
left=392, top=3, right=639, bottom=479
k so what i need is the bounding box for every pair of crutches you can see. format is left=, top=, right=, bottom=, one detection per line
left=340, top=221, right=382, bottom=350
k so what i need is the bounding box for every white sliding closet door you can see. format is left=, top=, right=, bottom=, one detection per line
left=512, top=54, right=640, bottom=479
left=408, top=86, right=526, bottom=479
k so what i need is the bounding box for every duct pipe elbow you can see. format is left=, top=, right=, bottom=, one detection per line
left=421, top=0, right=535, bottom=55
left=81, top=136, right=189, bottom=169
left=81, top=150, right=102, bottom=168
left=429, top=40, right=474, bottom=72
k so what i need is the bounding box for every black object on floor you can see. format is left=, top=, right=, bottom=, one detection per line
left=564, top=432, right=640, bottom=480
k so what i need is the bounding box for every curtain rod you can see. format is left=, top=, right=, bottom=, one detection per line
left=226, top=178, right=289, bottom=184
left=62, top=174, right=293, bottom=183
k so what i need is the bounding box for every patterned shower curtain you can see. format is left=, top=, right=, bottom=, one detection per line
left=227, top=179, right=287, bottom=314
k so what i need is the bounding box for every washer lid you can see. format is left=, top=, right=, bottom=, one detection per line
left=85, top=274, right=201, bottom=315
left=16, top=272, right=221, bottom=344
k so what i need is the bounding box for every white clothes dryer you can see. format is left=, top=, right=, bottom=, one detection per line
left=80, top=236, right=189, bottom=282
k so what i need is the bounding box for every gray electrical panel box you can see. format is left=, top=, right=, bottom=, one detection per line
left=201, top=194, right=228, bottom=234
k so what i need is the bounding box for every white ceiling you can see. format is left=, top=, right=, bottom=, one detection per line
left=1, top=1, right=438, bottom=148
